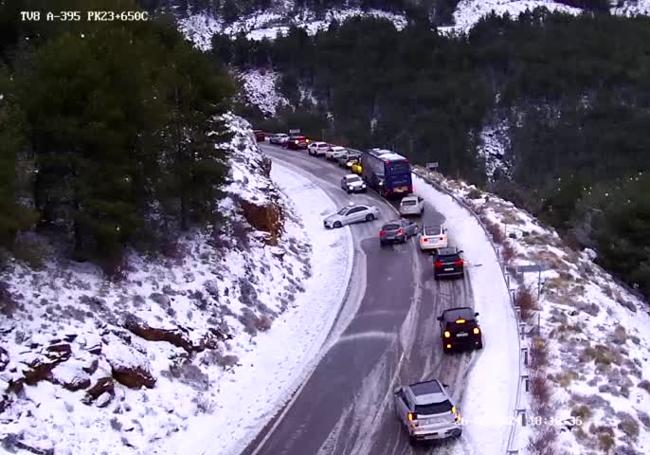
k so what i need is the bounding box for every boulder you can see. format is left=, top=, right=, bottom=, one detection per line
left=83, top=377, right=114, bottom=404
left=112, top=365, right=156, bottom=389
left=150, top=292, right=170, bottom=308
left=51, top=362, right=91, bottom=391
left=104, top=341, right=156, bottom=389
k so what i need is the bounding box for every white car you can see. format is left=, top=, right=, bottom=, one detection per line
left=419, top=225, right=448, bottom=251
left=323, top=204, right=379, bottom=229
left=399, top=196, right=424, bottom=216
left=326, top=145, right=347, bottom=161
left=308, top=141, right=330, bottom=157
left=269, top=133, right=289, bottom=145
left=394, top=379, right=462, bottom=444
left=340, top=174, right=367, bottom=193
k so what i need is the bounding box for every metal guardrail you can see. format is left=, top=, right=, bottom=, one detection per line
left=412, top=166, right=528, bottom=455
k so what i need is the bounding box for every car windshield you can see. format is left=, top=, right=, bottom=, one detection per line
left=337, top=207, right=350, bottom=215
left=415, top=400, right=453, bottom=415
left=383, top=223, right=400, bottom=230
left=346, top=176, right=361, bottom=183
left=401, top=199, right=417, bottom=206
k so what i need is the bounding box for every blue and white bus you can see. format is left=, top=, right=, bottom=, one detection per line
left=361, top=148, right=413, bottom=198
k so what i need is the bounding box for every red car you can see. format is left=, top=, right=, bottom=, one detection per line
left=253, top=130, right=266, bottom=142
left=287, top=135, right=309, bottom=150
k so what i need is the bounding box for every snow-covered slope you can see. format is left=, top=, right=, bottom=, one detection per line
left=237, top=70, right=290, bottom=117
left=0, top=115, right=352, bottom=454
left=417, top=167, right=650, bottom=454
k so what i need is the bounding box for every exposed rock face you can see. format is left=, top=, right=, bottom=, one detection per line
left=124, top=314, right=193, bottom=352
left=0, top=346, right=8, bottom=371
left=21, top=343, right=72, bottom=386
left=240, top=200, right=284, bottom=245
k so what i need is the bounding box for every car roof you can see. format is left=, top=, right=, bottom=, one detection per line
left=407, top=380, right=447, bottom=405
left=313, top=141, right=327, bottom=145
left=437, top=247, right=458, bottom=256
left=441, top=307, right=476, bottom=322
left=331, top=146, right=346, bottom=150
left=382, top=220, right=403, bottom=228
left=344, top=174, right=360, bottom=179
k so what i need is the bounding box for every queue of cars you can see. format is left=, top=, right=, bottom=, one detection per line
left=263, top=129, right=482, bottom=444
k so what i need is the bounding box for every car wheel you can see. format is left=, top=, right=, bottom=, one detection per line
left=408, top=435, right=418, bottom=446
left=347, top=189, right=351, bottom=194
left=380, top=241, right=386, bottom=247
left=333, top=221, right=342, bottom=229
left=477, top=341, right=483, bottom=350
left=402, top=236, right=407, bottom=244
left=365, top=214, right=374, bottom=221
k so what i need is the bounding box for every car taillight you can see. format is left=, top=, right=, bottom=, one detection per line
left=455, top=258, right=464, bottom=266
left=434, top=260, right=443, bottom=268
left=439, top=236, right=444, bottom=241
left=422, top=238, right=428, bottom=243
left=380, top=230, right=386, bottom=237
left=397, top=228, right=405, bottom=236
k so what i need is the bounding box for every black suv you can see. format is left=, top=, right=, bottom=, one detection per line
left=437, top=307, right=483, bottom=353
left=432, top=247, right=464, bottom=279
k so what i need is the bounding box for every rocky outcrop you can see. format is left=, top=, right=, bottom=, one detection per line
left=50, top=362, right=91, bottom=391
left=124, top=314, right=193, bottom=352
left=112, top=365, right=156, bottom=389
left=240, top=200, right=284, bottom=245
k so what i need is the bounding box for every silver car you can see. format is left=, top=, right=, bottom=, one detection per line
left=323, top=204, right=380, bottom=229
left=394, top=379, right=462, bottom=444
left=399, top=196, right=424, bottom=216
left=269, top=133, right=289, bottom=145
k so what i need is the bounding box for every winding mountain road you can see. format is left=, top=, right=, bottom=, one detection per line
left=241, top=144, right=480, bottom=455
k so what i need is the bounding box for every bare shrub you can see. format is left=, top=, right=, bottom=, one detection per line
left=527, top=427, right=557, bottom=455
left=501, top=242, right=516, bottom=264
left=255, top=315, right=272, bottom=332
left=161, top=239, right=187, bottom=262
left=215, top=353, right=238, bottom=370
left=484, top=220, right=505, bottom=244
left=515, top=286, right=538, bottom=320
left=530, top=374, right=552, bottom=417
left=193, top=395, right=216, bottom=414
left=618, top=414, right=640, bottom=439
left=530, top=337, right=548, bottom=370
left=571, top=404, right=592, bottom=421
left=580, top=344, right=621, bottom=366
left=467, top=188, right=482, bottom=199
left=12, top=234, right=49, bottom=269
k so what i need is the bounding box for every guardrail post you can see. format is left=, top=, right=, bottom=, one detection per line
left=521, top=347, right=529, bottom=366
left=519, top=322, right=526, bottom=340
left=518, top=408, right=527, bottom=427
left=522, top=373, right=530, bottom=392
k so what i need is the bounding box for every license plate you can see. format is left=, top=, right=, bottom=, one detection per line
left=457, top=333, right=468, bottom=337
left=444, top=267, right=454, bottom=271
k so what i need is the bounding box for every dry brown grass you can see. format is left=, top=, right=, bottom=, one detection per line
left=530, top=374, right=552, bottom=415
left=571, top=404, right=592, bottom=421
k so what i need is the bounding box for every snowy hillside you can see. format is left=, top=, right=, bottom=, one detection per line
left=416, top=167, right=650, bottom=454
left=178, top=8, right=407, bottom=51
left=0, top=115, right=352, bottom=454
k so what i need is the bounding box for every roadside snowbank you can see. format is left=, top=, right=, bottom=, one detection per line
left=413, top=174, right=520, bottom=454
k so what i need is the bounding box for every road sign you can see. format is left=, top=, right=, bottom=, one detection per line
left=426, top=162, right=439, bottom=170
